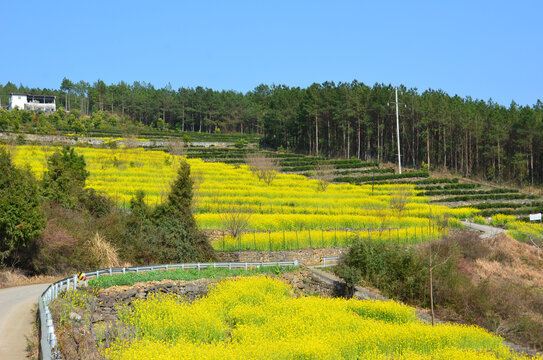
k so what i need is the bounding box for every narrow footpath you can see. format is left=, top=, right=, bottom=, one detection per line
left=0, top=284, right=49, bottom=360
left=460, top=221, right=505, bottom=239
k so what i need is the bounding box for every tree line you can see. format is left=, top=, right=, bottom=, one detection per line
left=0, top=79, right=542, bottom=186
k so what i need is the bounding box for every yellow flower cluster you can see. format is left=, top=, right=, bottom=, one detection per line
left=214, top=226, right=443, bottom=251
left=105, top=276, right=533, bottom=360
left=6, top=145, right=477, bottom=249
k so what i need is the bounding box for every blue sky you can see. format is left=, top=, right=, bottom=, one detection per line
left=2, top=0, right=541, bottom=105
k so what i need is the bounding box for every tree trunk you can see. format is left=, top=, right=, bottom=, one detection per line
left=315, top=114, right=319, bottom=157
left=347, top=121, right=350, bottom=159
left=530, top=137, right=534, bottom=186
left=497, top=139, right=501, bottom=182
left=443, top=126, right=447, bottom=170
left=426, top=127, right=430, bottom=170
left=357, top=114, right=361, bottom=159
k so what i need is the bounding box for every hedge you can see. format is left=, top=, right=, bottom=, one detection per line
left=431, top=193, right=539, bottom=203
left=333, top=171, right=429, bottom=184
left=418, top=188, right=519, bottom=197
left=414, top=183, right=480, bottom=191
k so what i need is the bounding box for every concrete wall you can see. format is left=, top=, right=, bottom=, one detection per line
left=216, top=247, right=347, bottom=266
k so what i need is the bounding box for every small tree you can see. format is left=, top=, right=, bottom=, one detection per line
left=149, top=160, right=215, bottom=263
left=0, top=149, right=45, bottom=265
left=314, top=162, right=334, bottom=192
left=42, top=146, right=89, bottom=208
left=167, top=140, right=186, bottom=156
left=246, top=153, right=279, bottom=186
left=390, top=188, right=411, bottom=214
left=220, top=206, right=252, bottom=239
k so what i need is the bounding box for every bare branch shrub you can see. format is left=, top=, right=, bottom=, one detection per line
left=219, top=206, right=252, bottom=238
left=167, top=140, right=186, bottom=156
left=314, top=162, right=335, bottom=191
left=390, top=188, right=412, bottom=214
left=245, top=153, right=279, bottom=186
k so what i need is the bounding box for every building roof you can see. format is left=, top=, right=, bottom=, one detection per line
left=10, top=93, right=57, bottom=98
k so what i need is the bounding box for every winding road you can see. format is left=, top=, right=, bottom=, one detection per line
left=0, top=221, right=510, bottom=360
left=0, top=284, right=49, bottom=360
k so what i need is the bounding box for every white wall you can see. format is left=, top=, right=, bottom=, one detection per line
left=9, top=94, right=27, bottom=110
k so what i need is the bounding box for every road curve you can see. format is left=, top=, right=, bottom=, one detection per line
left=0, top=283, right=49, bottom=360
left=460, top=221, right=505, bottom=239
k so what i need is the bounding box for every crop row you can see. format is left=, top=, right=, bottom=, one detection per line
left=418, top=188, right=519, bottom=197
left=195, top=213, right=457, bottom=231
left=431, top=193, right=539, bottom=203
left=196, top=202, right=476, bottom=219
left=414, top=183, right=480, bottom=191
left=469, top=201, right=543, bottom=210
left=334, top=171, right=429, bottom=184
left=335, top=168, right=394, bottom=175
left=213, top=226, right=444, bottom=251
left=478, top=207, right=543, bottom=217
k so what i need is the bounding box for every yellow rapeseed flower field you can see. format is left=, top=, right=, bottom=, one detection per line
left=104, top=276, right=534, bottom=360
left=6, top=145, right=477, bottom=250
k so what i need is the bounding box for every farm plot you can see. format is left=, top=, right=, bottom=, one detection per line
left=7, top=145, right=477, bottom=251
left=101, top=276, right=531, bottom=360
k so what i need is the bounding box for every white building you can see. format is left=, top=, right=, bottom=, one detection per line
left=9, top=93, right=57, bottom=113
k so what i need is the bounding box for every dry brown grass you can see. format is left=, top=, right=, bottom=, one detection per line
left=0, top=269, right=59, bottom=289
left=85, top=233, right=121, bottom=269
left=471, top=233, right=543, bottom=288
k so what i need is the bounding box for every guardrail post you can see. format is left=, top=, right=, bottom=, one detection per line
left=198, top=263, right=201, bottom=271
left=73, top=275, right=77, bottom=290
left=245, top=262, right=248, bottom=270
left=109, top=268, right=113, bottom=276
left=123, top=267, right=126, bottom=274
left=294, top=259, right=299, bottom=267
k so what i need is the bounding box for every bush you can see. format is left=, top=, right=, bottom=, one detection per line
left=490, top=214, right=516, bottom=226
left=0, top=149, right=46, bottom=266
left=123, top=161, right=215, bottom=265
left=234, top=138, right=247, bottom=149
left=334, top=171, right=429, bottom=184
left=42, top=146, right=90, bottom=208
left=79, top=188, right=115, bottom=217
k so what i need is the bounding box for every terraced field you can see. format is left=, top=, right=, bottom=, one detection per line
left=103, top=276, right=534, bottom=360
left=6, top=145, right=477, bottom=251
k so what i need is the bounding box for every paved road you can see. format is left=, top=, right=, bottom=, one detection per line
left=460, top=221, right=505, bottom=239
left=0, top=284, right=49, bottom=360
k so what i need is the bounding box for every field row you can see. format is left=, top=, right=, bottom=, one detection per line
left=213, top=226, right=444, bottom=251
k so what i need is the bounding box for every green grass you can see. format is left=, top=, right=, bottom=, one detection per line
left=88, top=266, right=299, bottom=288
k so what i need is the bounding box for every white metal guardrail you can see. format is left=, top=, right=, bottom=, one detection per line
left=319, top=256, right=340, bottom=267
left=38, top=260, right=299, bottom=360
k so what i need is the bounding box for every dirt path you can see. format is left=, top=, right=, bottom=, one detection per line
left=0, top=284, right=49, bottom=360
left=460, top=221, right=505, bottom=239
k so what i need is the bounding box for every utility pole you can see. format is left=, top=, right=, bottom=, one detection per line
left=388, top=87, right=402, bottom=174
left=395, top=87, right=402, bottom=174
